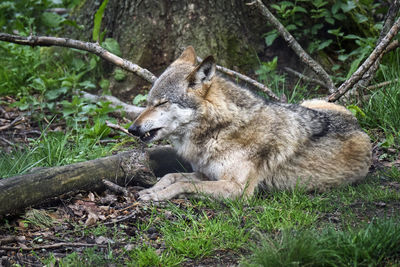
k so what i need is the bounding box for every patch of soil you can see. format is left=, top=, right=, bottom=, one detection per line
left=318, top=170, right=400, bottom=227
left=182, top=250, right=242, bottom=267
left=0, top=96, right=43, bottom=153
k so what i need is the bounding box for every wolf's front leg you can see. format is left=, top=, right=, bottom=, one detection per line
left=138, top=172, right=205, bottom=200
left=139, top=179, right=246, bottom=201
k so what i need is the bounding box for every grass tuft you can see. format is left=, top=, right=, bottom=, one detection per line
left=244, top=218, right=400, bottom=267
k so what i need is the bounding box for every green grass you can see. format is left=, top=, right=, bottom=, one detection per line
left=128, top=245, right=184, bottom=267
left=43, top=247, right=118, bottom=267
left=161, top=210, right=248, bottom=259
left=0, top=130, right=114, bottom=178
left=244, top=218, right=400, bottom=267
left=357, top=50, right=400, bottom=152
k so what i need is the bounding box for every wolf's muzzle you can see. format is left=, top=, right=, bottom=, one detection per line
left=128, top=123, right=161, bottom=142
left=128, top=124, right=141, bottom=136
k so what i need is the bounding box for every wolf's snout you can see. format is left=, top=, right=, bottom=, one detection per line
left=128, top=124, right=141, bottom=136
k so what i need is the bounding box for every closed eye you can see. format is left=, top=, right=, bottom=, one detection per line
left=154, top=101, right=168, bottom=107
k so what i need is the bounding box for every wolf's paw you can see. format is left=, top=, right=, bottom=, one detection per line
left=138, top=190, right=160, bottom=201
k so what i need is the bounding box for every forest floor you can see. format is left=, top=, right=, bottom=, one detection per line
left=0, top=167, right=399, bottom=266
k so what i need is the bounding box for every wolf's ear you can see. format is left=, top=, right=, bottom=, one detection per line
left=177, top=46, right=197, bottom=65
left=186, top=56, right=216, bottom=87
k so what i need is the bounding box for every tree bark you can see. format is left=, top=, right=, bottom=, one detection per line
left=69, top=0, right=295, bottom=94
left=0, top=146, right=191, bottom=217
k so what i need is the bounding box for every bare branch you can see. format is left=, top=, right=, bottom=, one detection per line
left=0, top=33, right=157, bottom=83
left=284, top=67, right=327, bottom=88
left=198, top=56, right=281, bottom=101
left=102, top=179, right=131, bottom=196
left=328, top=17, right=400, bottom=102
left=378, top=0, right=400, bottom=44
left=105, top=120, right=132, bottom=136
left=0, top=116, right=24, bottom=131
left=0, top=242, right=107, bottom=251
left=366, top=79, right=399, bottom=91
left=343, top=1, right=400, bottom=99
left=252, top=0, right=336, bottom=93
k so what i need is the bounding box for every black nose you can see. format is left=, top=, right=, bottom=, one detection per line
left=128, top=124, right=141, bottom=136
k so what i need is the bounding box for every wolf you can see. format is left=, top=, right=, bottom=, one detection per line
left=128, top=46, right=372, bottom=201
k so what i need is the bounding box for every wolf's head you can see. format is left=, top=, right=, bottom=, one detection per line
left=128, top=46, right=216, bottom=142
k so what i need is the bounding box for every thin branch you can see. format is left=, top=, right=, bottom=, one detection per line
left=378, top=0, right=400, bottom=44
left=366, top=79, right=399, bottom=90
left=328, top=16, right=400, bottom=102
left=0, top=116, right=24, bottom=131
left=204, top=57, right=281, bottom=101
left=105, top=120, right=133, bottom=136
left=284, top=67, right=327, bottom=88
left=344, top=1, right=400, bottom=99
left=0, top=242, right=107, bottom=251
left=0, top=33, right=157, bottom=83
left=252, top=0, right=336, bottom=93
left=102, top=179, right=130, bottom=196
left=103, top=212, right=138, bottom=226
left=0, top=136, right=15, bottom=146
left=0, top=236, right=25, bottom=245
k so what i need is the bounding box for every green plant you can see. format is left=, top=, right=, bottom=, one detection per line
left=92, top=0, right=109, bottom=43
left=357, top=53, right=400, bottom=154
left=43, top=247, right=117, bottom=266
left=128, top=245, right=183, bottom=267
left=252, top=189, right=319, bottom=230
left=0, top=0, right=81, bottom=35
left=132, top=94, right=147, bottom=106
left=263, top=0, right=385, bottom=85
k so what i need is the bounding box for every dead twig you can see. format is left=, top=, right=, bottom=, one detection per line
left=117, top=202, right=140, bottom=213
left=0, top=116, right=24, bottom=131
left=102, top=179, right=130, bottom=196
left=105, top=120, right=132, bottom=136
left=198, top=56, right=280, bottom=101
left=0, top=236, right=25, bottom=245
left=0, top=33, right=157, bottom=84
left=328, top=16, right=400, bottom=102
left=342, top=0, right=400, bottom=99
left=103, top=212, right=138, bottom=226
left=378, top=0, right=400, bottom=45
left=366, top=79, right=399, bottom=91
left=0, top=242, right=107, bottom=251
left=252, top=0, right=336, bottom=93
left=284, top=67, right=327, bottom=88
left=0, top=136, right=15, bottom=146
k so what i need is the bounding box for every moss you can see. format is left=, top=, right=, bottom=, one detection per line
left=224, top=35, right=259, bottom=73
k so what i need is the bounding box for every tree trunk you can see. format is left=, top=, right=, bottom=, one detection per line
left=0, top=146, right=191, bottom=217
left=70, top=0, right=297, bottom=96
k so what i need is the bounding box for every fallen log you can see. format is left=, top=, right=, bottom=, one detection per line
left=0, top=146, right=191, bottom=217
